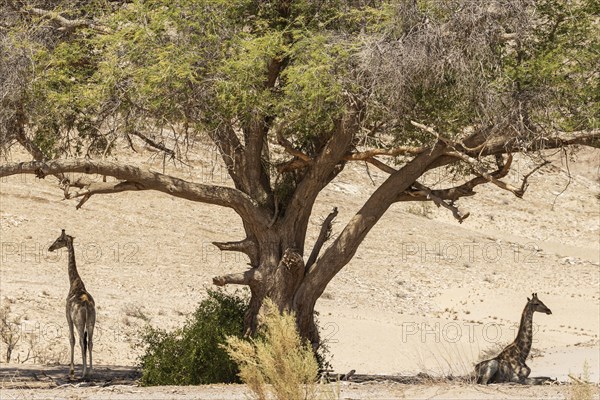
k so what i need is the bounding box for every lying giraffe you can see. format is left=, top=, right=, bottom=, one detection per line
left=49, top=230, right=96, bottom=379
left=474, top=293, right=554, bottom=385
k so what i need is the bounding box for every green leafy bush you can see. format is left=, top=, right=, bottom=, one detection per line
left=137, top=289, right=248, bottom=386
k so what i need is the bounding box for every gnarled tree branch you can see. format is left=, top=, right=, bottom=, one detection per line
left=427, top=129, right=600, bottom=172
left=298, top=141, right=448, bottom=294
left=282, top=110, right=359, bottom=250
left=445, top=150, right=525, bottom=197
left=0, top=159, right=271, bottom=226
left=365, top=156, right=471, bottom=222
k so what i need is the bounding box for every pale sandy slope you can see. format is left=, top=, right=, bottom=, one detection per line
left=0, top=144, right=598, bottom=399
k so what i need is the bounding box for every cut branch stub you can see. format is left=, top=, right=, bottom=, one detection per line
left=305, top=207, right=338, bottom=271
left=212, top=239, right=258, bottom=266
left=212, top=269, right=260, bottom=287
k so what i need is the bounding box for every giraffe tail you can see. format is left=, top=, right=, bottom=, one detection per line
left=82, top=306, right=88, bottom=356
left=83, top=330, right=88, bottom=356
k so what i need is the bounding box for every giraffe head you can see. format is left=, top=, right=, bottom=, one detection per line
left=527, top=293, right=552, bottom=315
left=48, top=229, right=73, bottom=252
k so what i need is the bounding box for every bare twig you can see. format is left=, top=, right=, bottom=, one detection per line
left=129, top=130, right=176, bottom=159
left=520, top=160, right=551, bottom=194
left=412, top=182, right=470, bottom=223
left=345, top=145, right=425, bottom=160
left=25, top=7, right=111, bottom=34
left=445, top=150, right=525, bottom=197
left=276, top=130, right=312, bottom=162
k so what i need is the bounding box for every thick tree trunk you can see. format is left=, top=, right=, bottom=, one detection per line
left=221, top=227, right=321, bottom=346
left=241, top=243, right=313, bottom=336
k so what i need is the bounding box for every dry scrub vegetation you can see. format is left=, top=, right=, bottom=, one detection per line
left=225, top=298, right=339, bottom=400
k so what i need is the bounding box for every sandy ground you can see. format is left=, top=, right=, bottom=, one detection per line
left=1, top=143, right=599, bottom=399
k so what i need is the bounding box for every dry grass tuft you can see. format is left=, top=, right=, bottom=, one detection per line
left=569, top=361, right=594, bottom=400
left=224, top=298, right=333, bottom=400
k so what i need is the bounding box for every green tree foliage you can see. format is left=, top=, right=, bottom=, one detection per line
left=136, top=289, right=247, bottom=385
left=2, top=1, right=597, bottom=159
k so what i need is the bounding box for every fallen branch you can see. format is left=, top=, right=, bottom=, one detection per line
left=568, top=374, right=587, bottom=385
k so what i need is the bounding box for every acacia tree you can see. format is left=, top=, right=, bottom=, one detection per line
left=1, top=1, right=598, bottom=348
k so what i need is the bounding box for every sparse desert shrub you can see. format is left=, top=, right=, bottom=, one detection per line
left=569, top=361, right=594, bottom=400
left=0, top=302, right=21, bottom=363
left=25, top=334, right=67, bottom=366
left=313, top=310, right=333, bottom=374
left=224, top=298, right=320, bottom=400
left=124, top=304, right=151, bottom=322
left=137, top=289, right=247, bottom=385
left=407, top=202, right=433, bottom=218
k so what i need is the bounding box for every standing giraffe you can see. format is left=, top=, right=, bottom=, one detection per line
left=474, top=293, right=554, bottom=384
left=48, top=229, right=96, bottom=379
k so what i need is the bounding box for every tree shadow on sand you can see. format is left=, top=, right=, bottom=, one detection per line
left=0, top=364, right=140, bottom=389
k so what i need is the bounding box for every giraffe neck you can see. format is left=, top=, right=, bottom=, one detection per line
left=514, top=304, right=534, bottom=361
left=66, top=239, right=83, bottom=289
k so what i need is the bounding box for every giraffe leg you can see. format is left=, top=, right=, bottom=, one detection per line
left=67, top=315, right=75, bottom=379
left=511, top=364, right=533, bottom=384
left=76, top=317, right=87, bottom=378
left=79, top=334, right=87, bottom=378
left=524, top=376, right=556, bottom=385
left=522, top=363, right=531, bottom=378
left=86, top=310, right=95, bottom=377
left=476, top=359, right=499, bottom=384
